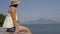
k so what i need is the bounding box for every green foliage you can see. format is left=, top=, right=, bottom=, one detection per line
left=0, top=14, right=6, bottom=27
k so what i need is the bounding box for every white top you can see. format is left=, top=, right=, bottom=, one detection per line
left=3, top=13, right=18, bottom=28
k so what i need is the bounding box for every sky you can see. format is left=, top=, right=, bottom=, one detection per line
left=0, top=0, right=60, bottom=23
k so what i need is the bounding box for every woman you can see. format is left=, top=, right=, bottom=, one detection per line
left=4, top=0, right=32, bottom=34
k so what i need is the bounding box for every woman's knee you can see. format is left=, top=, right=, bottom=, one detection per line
left=19, top=26, right=30, bottom=31
left=20, top=26, right=30, bottom=29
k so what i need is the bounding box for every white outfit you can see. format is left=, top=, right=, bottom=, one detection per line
left=3, top=13, right=18, bottom=28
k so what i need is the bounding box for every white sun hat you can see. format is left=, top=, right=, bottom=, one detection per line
left=11, top=0, right=20, bottom=5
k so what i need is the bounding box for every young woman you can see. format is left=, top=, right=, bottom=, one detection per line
left=4, top=0, right=32, bottom=34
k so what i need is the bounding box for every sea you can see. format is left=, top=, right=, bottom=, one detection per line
left=0, top=24, right=60, bottom=34
left=23, top=24, right=60, bottom=34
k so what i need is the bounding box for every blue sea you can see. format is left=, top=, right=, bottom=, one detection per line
left=22, top=24, right=60, bottom=34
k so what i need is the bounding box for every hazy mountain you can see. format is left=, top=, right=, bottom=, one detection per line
left=24, top=18, right=60, bottom=24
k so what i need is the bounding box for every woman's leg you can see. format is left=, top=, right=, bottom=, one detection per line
left=14, top=26, right=32, bottom=34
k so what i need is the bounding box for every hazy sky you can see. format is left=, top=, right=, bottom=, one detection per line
left=0, top=0, right=60, bottom=23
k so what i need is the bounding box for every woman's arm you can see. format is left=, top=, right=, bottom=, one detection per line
left=8, top=6, right=18, bottom=28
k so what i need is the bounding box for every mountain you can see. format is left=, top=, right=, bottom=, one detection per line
left=24, top=18, right=60, bottom=24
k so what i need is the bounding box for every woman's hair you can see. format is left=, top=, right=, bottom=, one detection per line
left=9, top=4, right=18, bottom=8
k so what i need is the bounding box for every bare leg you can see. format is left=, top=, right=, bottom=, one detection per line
left=15, top=26, right=32, bottom=34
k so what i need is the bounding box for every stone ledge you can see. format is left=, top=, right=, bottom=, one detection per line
left=0, top=27, right=28, bottom=34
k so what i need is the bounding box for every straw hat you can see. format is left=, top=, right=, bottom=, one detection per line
left=11, top=0, right=20, bottom=5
